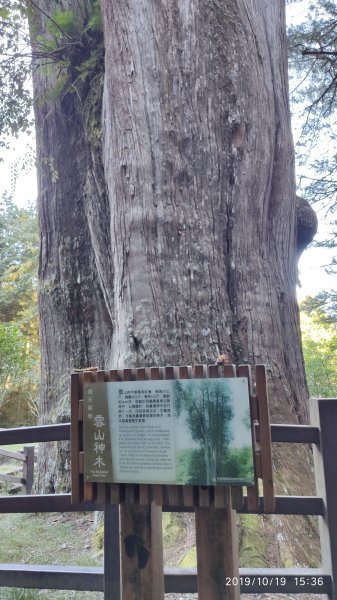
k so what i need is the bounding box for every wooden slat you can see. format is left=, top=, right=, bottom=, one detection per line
left=0, top=492, right=324, bottom=514
left=255, top=365, right=275, bottom=512
left=82, top=371, right=95, bottom=503
left=108, top=369, right=121, bottom=504
left=109, top=369, right=119, bottom=383
left=0, top=448, right=26, bottom=461
left=122, top=368, right=138, bottom=505
left=71, top=372, right=81, bottom=503
left=193, top=364, right=205, bottom=378
left=0, top=473, right=23, bottom=484
left=0, top=418, right=320, bottom=446
left=193, top=364, right=210, bottom=507
left=218, top=363, right=239, bottom=509
left=150, top=367, right=164, bottom=506
left=208, top=364, right=226, bottom=509
left=214, top=487, right=228, bottom=509
left=270, top=424, right=320, bottom=444
left=178, top=365, right=194, bottom=508
left=110, top=483, right=122, bottom=504
left=78, top=399, right=83, bottom=422
left=137, top=367, right=150, bottom=505
left=237, top=364, right=260, bottom=512
left=231, top=486, right=244, bottom=511
left=223, top=363, right=237, bottom=378
left=0, top=424, right=71, bottom=445
left=0, top=564, right=103, bottom=592
left=94, top=371, right=109, bottom=504
left=238, top=364, right=258, bottom=419
left=164, top=366, right=181, bottom=508
left=22, top=446, right=35, bottom=494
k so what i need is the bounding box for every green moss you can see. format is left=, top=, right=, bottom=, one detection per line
left=93, top=521, right=104, bottom=552
left=239, top=514, right=268, bottom=567
left=179, top=546, right=197, bottom=567
left=279, top=545, right=293, bottom=568
left=162, top=513, right=185, bottom=545
left=83, top=70, right=104, bottom=147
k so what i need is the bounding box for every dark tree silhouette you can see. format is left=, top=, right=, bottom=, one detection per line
left=174, top=380, right=234, bottom=485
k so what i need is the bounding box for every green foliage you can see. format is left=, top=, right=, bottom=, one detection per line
left=34, top=1, right=104, bottom=100
left=46, top=10, right=82, bottom=40
left=177, top=446, right=254, bottom=485
left=0, top=322, right=27, bottom=385
left=0, top=194, right=39, bottom=423
left=300, top=295, right=337, bottom=397
left=287, top=1, right=337, bottom=252
left=0, top=0, right=104, bottom=143
left=222, top=446, right=254, bottom=480
left=0, top=193, right=38, bottom=322
left=0, top=0, right=33, bottom=143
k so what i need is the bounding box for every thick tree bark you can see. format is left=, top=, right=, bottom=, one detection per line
left=30, top=0, right=113, bottom=490
left=30, top=0, right=319, bottom=572
left=102, top=0, right=307, bottom=418
left=100, top=0, right=318, bottom=569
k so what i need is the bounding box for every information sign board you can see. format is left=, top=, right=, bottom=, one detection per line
left=83, top=377, right=254, bottom=486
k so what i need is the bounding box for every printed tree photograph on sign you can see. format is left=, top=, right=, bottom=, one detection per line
left=173, top=379, right=254, bottom=486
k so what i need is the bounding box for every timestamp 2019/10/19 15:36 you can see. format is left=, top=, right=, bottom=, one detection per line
left=225, top=576, right=325, bottom=590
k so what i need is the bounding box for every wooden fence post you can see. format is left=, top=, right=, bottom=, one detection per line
left=311, top=398, right=337, bottom=600
left=104, top=504, right=120, bottom=599
left=195, top=489, right=240, bottom=600
left=22, top=446, right=34, bottom=495
left=120, top=503, right=164, bottom=600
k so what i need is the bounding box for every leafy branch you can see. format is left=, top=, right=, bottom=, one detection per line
left=0, top=0, right=103, bottom=142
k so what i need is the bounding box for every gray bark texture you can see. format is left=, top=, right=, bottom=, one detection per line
left=29, top=0, right=319, bottom=567
left=101, top=0, right=307, bottom=417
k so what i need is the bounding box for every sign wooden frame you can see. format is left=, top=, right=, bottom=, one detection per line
left=71, top=363, right=275, bottom=512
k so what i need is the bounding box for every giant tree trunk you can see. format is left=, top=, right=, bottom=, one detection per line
left=100, top=0, right=318, bottom=568
left=30, top=0, right=319, bottom=570
left=102, top=0, right=307, bottom=419
left=29, top=0, right=113, bottom=491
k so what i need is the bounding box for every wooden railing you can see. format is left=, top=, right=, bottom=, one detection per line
left=0, top=397, right=336, bottom=598
left=0, top=445, right=34, bottom=494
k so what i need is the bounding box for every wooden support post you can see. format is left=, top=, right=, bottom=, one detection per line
left=195, top=488, right=240, bottom=600
left=71, top=372, right=82, bottom=503
left=104, top=504, right=120, bottom=600
left=22, top=446, right=34, bottom=495
left=255, top=365, right=275, bottom=512
left=311, top=398, right=337, bottom=600
left=120, top=503, right=164, bottom=600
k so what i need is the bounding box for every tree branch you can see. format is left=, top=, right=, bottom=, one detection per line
left=27, top=0, right=73, bottom=41
left=302, top=49, right=337, bottom=57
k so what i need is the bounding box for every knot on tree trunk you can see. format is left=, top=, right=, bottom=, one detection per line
left=296, top=195, right=318, bottom=256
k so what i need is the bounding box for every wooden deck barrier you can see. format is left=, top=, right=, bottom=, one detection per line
left=0, top=446, right=34, bottom=494
left=0, top=398, right=336, bottom=598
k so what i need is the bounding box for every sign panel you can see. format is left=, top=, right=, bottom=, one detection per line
left=83, top=377, right=254, bottom=486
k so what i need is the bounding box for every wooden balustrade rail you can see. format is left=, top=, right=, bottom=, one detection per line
left=0, top=404, right=335, bottom=599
